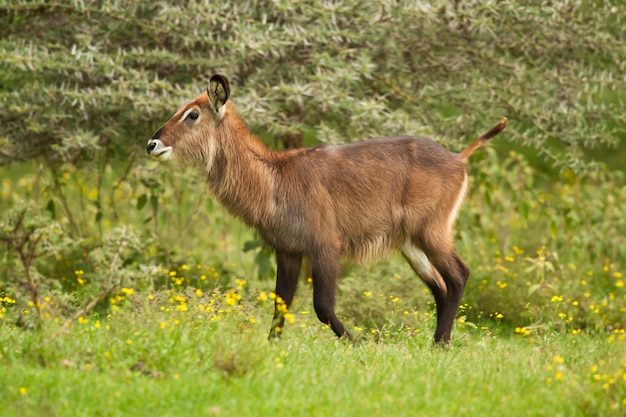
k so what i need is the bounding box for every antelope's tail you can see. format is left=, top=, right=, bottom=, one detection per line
left=459, top=117, right=508, bottom=160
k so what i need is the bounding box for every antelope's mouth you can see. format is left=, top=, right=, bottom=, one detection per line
left=146, top=139, right=173, bottom=160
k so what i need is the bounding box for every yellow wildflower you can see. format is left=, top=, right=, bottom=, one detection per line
left=284, top=313, right=295, bottom=324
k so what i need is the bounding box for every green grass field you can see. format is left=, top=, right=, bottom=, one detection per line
left=1, top=289, right=624, bottom=417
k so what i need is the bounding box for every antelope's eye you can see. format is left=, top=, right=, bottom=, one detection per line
left=187, top=111, right=199, bottom=121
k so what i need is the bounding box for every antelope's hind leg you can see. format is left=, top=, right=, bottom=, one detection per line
left=269, top=252, right=302, bottom=339
left=429, top=251, right=470, bottom=344
left=402, top=241, right=469, bottom=344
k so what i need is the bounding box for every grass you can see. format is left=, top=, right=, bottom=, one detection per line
left=1, top=286, right=625, bottom=417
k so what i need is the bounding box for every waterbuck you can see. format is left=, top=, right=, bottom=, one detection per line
left=147, top=74, right=507, bottom=343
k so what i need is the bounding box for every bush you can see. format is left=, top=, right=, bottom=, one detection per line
left=1, top=1, right=624, bottom=168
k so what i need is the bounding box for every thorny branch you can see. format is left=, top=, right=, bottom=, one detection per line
left=50, top=227, right=131, bottom=340
left=0, top=209, right=45, bottom=327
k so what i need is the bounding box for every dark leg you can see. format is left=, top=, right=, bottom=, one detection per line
left=401, top=242, right=452, bottom=343
left=269, top=252, right=302, bottom=339
left=430, top=252, right=470, bottom=344
left=310, top=250, right=351, bottom=340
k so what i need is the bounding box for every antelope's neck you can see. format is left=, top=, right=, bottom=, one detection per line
left=207, top=126, right=278, bottom=228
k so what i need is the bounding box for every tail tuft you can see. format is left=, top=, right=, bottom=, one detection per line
left=481, top=117, right=508, bottom=141
left=459, top=117, right=508, bottom=160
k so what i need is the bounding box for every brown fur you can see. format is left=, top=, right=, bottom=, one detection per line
left=147, top=75, right=507, bottom=343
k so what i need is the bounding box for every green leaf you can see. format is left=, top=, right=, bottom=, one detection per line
left=137, top=194, right=148, bottom=210
left=255, top=250, right=274, bottom=280
left=46, top=199, right=56, bottom=219
left=243, top=240, right=262, bottom=252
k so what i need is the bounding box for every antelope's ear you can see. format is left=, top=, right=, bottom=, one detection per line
left=207, top=74, right=230, bottom=118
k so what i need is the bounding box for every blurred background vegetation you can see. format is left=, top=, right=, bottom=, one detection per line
left=0, top=0, right=624, bottom=334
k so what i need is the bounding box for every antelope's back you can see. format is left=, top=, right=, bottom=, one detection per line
left=281, top=136, right=467, bottom=258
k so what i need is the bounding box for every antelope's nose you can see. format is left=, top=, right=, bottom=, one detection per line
left=147, top=140, right=157, bottom=154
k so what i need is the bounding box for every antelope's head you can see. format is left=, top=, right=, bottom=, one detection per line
left=146, top=74, right=230, bottom=164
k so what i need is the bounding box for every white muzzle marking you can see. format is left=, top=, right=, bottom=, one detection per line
left=147, top=139, right=173, bottom=160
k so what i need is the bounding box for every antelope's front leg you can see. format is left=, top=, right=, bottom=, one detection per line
left=310, top=249, right=351, bottom=340
left=269, top=252, right=302, bottom=340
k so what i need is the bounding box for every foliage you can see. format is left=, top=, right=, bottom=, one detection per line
left=0, top=202, right=150, bottom=328
left=1, top=0, right=624, bottom=170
